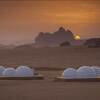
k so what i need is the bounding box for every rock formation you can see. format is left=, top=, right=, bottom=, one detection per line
left=35, top=27, right=74, bottom=47
left=84, top=38, right=100, bottom=48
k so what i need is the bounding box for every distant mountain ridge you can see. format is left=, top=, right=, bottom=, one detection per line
left=0, top=27, right=91, bottom=49
left=84, top=38, right=100, bottom=48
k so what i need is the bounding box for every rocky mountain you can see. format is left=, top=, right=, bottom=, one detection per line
left=34, top=27, right=75, bottom=47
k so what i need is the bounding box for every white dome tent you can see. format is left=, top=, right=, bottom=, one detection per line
left=2, top=68, right=16, bottom=77
left=62, top=68, right=77, bottom=79
left=0, top=66, right=5, bottom=75
left=91, top=66, right=100, bottom=77
left=77, top=66, right=96, bottom=78
left=16, top=66, right=34, bottom=77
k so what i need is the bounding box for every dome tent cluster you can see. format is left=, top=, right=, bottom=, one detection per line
left=62, top=66, right=100, bottom=79
left=0, top=66, right=35, bottom=77
left=0, top=65, right=100, bottom=79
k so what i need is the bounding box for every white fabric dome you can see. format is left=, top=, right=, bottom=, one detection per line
left=2, top=68, right=16, bottom=77
left=16, top=66, right=34, bottom=77
left=91, top=66, right=100, bottom=77
left=62, top=68, right=77, bottom=79
left=77, top=66, right=96, bottom=78
left=0, top=66, right=5, bottom=75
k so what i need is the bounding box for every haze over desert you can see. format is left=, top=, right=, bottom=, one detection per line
left=0, top=0, right=100, bottom=100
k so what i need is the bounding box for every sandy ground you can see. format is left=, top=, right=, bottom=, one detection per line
left=0, top=47, right=100, bottom=100
left=0, top=46, right=100, bottom=68
left=0, top=71, right=100, bottom=100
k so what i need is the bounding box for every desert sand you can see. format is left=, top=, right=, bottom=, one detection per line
left=0, top=46, right=100, bottom=68
left=0, top=46, right=100, bottom=100
left=0, top=71, right=100, bottom=100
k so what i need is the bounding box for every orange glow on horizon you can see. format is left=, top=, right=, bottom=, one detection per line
left=0, top=0, right=100, bottom=44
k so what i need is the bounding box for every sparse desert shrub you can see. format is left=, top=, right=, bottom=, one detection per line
left=60, top=41, right=71, bottom=47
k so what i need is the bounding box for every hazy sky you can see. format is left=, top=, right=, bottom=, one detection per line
left=0, top=0, right=100, bottom=45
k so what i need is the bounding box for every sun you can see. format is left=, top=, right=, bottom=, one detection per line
left=74, top=35, right=81, bottom=40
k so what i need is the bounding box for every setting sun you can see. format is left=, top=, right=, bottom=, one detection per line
left=74, top=35, right=81, bottom=40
